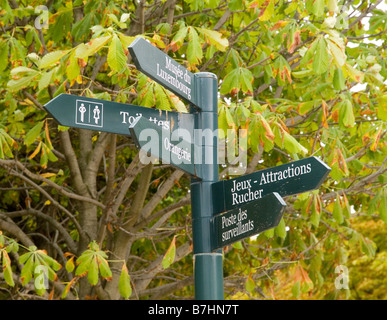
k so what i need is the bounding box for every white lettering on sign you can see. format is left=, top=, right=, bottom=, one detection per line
left=163, top=137, right=191, bottom=162
left=157, top=57, right=192, bottom=100
left=120, top=112, right=170, bottom=130
left=259, top=163, right=312, bottom=185
left=221, top=208, right=254, bottom=243
left=229, top=163, right=312, bottom=206
left=230, top=179, right=263, bottom=206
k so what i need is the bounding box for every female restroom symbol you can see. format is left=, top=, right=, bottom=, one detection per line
left=93, top=105, right=100, bottom=124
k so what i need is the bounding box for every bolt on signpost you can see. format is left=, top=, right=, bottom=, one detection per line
left=44, top=36, right=331, bottom=301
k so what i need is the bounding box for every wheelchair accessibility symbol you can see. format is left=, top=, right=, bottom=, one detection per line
left=76, top=100, right=103, bottom=128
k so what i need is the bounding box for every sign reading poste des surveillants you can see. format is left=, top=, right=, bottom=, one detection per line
left=211, top=192, right=286, bottom=250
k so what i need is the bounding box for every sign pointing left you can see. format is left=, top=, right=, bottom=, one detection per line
left=129, top=38, right=199, bottom=107
left=129, top=115, right=200, bottom=178
left=43, top=94, right=193, bottom=136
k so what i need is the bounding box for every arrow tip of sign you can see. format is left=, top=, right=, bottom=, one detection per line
left=272, top=192, right=287, bottom=207
left=312, top=156, right=332, bottom=172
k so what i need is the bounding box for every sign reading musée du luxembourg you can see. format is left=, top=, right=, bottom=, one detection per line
left=129, top=37, right=198, bottom=107
left=212, top=156, right=331, bottom=214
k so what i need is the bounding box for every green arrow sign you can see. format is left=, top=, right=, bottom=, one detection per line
left=128, top=38, right=199, bottom=107
left=43, top=93, right=193, bottom=136
left=211, top=192, right=286, bottom=250
left=129, top=115, right=200, bottom=178
left=212, top=156, right=331, bottom=215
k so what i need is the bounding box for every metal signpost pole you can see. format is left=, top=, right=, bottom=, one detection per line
left=190, top=72, right=223, bottom=300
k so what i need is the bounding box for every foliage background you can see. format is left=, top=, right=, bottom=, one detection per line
left=0, top=0, right=386, bottom=300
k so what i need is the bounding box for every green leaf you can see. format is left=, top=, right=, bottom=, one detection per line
left=39, top=50, right=69, bottom=69
left=275, top=217, right=287, bottom=239
left=24, top=121, right=44, bottom=147
left=0, top=128, right=15, bottom=158
left=313, top=37, right=329, bottom=75
left=65, top=256, right=75, bottom=273
left=281, top=131, right=308, bottom=155
left=360, top=236, right=376, bottom=258
left=292, top=69, right=314, bottom=78
left=327, top=34, right=346, bottom=67
left=379, top=188, right=387, bottom=223
left=292, top=280, right=301, bottom=298
left=0, top=41, right=9, bottom=73
left=10, top=66, right=37, bottom=76
left=154, top=83, right=172, bottom=111
left=259, top=0, right=275, bottom=21
left=264, top=228, right=274, bottom=238
left=228, top=0, right=244, bottom=10
left=310, top=195, right=321, bottom=227
left=339, top=99, right=355, bottom=127
left=187, top=27, right=203, bottom=65
left=170, top=26, right=188, bottom=51
left=20, top=253, right=34, bottom=285
left=232, top=241, right=243, bottom=250
left=344, top=63, right=364, bottom=83
left=220, top=67, right=254, bottom=96
left=75, top=241, right=111, bottom=285
left=75, top=252, right=93, bottom=277
left=2, top=250, right=15, bottom=287
left=327, top=0, right=339, bottom=12
left=198, top=28, right=229, bottom=51
left=119, top=264, right=132, bottom=299
left=98, top=256, right=112, bottom=280
left=377, top=95, right=387, bottom=120
left=332, top=196, right=344, bottom=224
left=273, top=55, right=292, bottom=86
left=162, top=236, right=176, bottom=269
left=75, top=35, right=111, bottom=59
left=87, top=258, right=99, bottom=286
left=7, top=74, right=38, bottom=92
left=66, top=50, right=80, bottom=81
left=245, top=273, right=255, bottom=293
left=61, top=278, right=76, bottom=299
left=333, top=68, right=346, bottom=91
left=38, top=69, right=54, bottom=91
left=306, top=0, right=325, bottom=18
left=107, top=34, right=127, bottom=73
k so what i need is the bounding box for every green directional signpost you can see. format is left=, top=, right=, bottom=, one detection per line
left=44, top=93, right=194, bottom=137
left=43, top=36, right=331, bottom=301
left=211, top=192, right=286, bottom=250
left=129, top=115, right=198, bottom=178
left=129, top=37, right=223, bottom=299
left=212, top=156, right=331, bottom=215
left=128, top=37, right=199, bottom=108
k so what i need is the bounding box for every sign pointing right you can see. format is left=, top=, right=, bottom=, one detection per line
left=212, top=156, right=331, bottom=215
left=211, top=192, right=286, bottom=251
